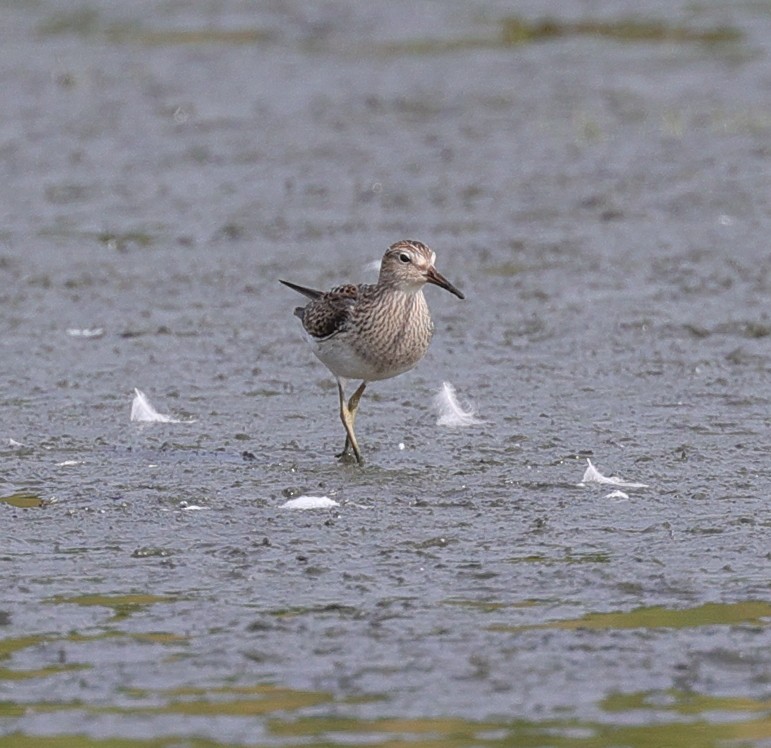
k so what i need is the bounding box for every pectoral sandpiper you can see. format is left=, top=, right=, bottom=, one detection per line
left=280, top=239, right=464, bottom=464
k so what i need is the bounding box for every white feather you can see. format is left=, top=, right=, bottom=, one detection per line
left=281, top=496, right=340, bottom=510
left=131, top=388, right=178, bottom=423
left=578, top=459, right=648, bottom=489
left=434, top=381, right=482, bottom=427
left=66, top=328, right=104, bottom=338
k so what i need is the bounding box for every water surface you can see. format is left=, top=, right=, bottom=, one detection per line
left=1, top=1, right=770, bottom=746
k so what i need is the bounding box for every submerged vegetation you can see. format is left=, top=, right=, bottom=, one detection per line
left=499, top=16, right=742, bottom=45
left=377, top=15, right=742, bottom=55
left=38, top=8, right=741, bottom=51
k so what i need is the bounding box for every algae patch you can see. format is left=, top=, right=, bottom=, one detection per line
left=48, top=593, right=179, bottom=622
left=0, top=492, right=45, bottom=508
left=491, top=600, right=771, bottom=633
left=500, top=17, right=742, bottom=45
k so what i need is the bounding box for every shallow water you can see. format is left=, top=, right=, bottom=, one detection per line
left=2, top=1, right=770, bottom=746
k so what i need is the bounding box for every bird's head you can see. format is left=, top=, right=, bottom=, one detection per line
left=379, top=239, right=464, bottom=299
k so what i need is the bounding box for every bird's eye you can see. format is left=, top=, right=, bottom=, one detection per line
left=398, top=253, right=411, bottom=263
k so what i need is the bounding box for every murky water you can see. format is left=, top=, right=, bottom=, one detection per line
left=2, top=2, right=770, bottom=746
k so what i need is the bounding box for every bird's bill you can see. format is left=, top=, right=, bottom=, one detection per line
left=425, top=266, right=465, bottom=299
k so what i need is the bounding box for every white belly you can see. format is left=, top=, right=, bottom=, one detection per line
left=307, top=332, right=418, bottom=382
left=298, top=288, right=434, bottom=382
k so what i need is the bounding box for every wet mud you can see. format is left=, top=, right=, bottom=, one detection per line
left=2, top=2, right=770, bottom=746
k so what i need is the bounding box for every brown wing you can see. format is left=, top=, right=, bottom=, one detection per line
left=298, top=283, right=361, bottom=339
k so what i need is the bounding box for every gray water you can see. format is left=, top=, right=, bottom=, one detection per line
left=1, top=2, right=770, bottom=746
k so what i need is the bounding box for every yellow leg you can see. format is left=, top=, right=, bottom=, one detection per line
left=348, top=381, right=367, bottom=419
left=336, top=380, right=366, bottom=464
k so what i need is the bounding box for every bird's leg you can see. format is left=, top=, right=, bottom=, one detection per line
left=347, top=381, right=367, bottom=422
left=340, top=382, right=367, bottom=458
left=336, top=379, right=365, bottom=464
left=335, top=380, right=352, bottom=458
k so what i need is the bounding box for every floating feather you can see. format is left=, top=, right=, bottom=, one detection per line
left=67, top=328, right=104, bottom=338
left=281, top=496, right=340, bottom=510
left=130, top=388, right=179, bottom=423
left=434, top=381, right=482, bottom=428
left=579, top=459, right=648, bottom=489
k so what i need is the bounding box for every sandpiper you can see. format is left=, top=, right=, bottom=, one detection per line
left=280, top=239, right=464, bottom=464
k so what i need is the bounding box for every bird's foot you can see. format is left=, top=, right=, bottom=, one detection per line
left=336, top=443, right=364, bottom=465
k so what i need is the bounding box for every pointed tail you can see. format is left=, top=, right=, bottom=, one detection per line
left=279, top=279, right=323, bottom=300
